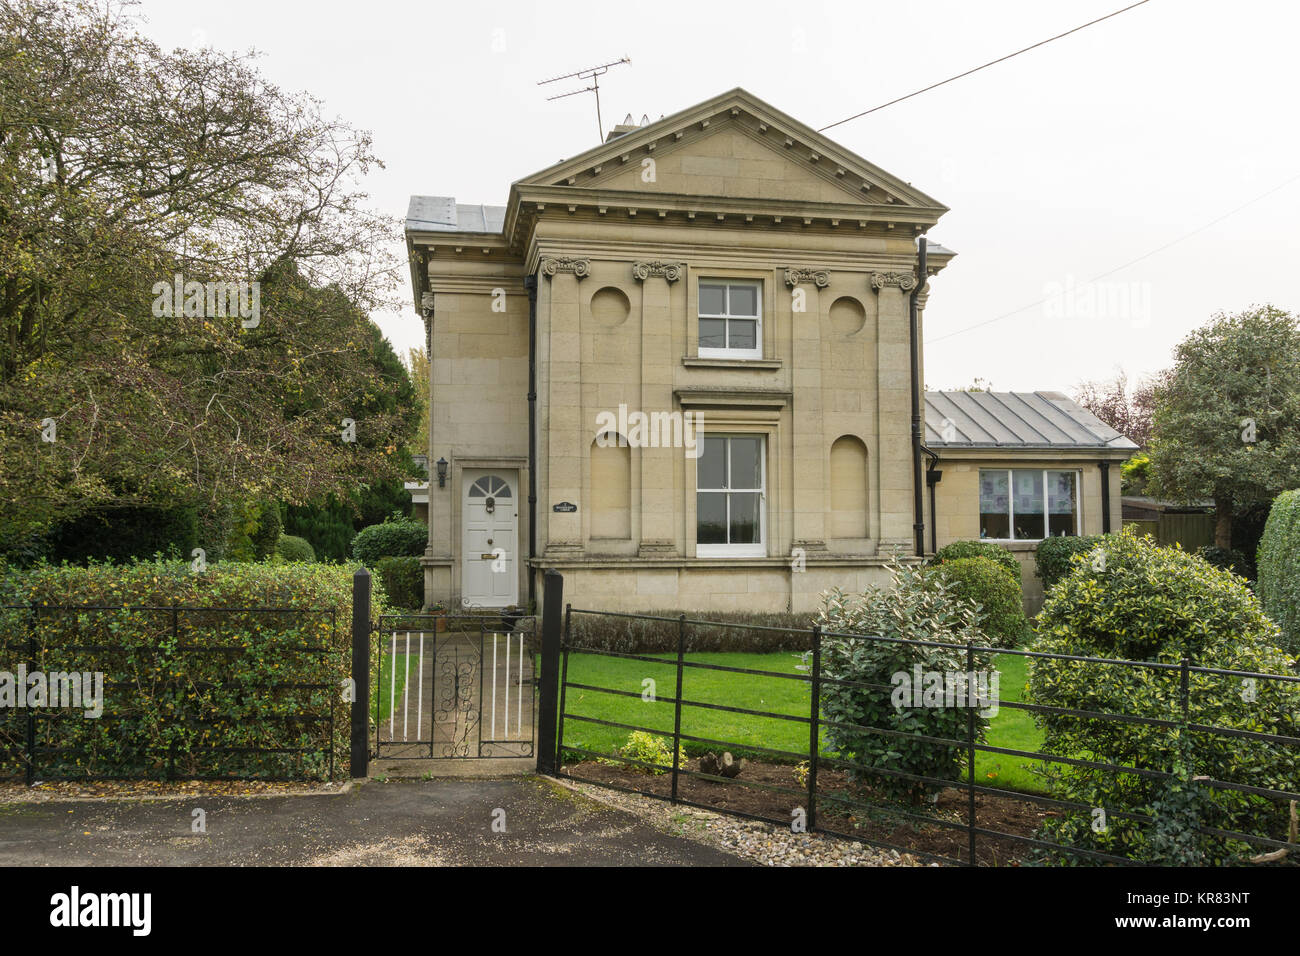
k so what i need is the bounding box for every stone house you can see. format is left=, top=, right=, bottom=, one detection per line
left=404, top=88, right=1134, bottom=613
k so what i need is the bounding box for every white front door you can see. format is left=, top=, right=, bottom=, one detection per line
left=461, top=470, right=519, bottom=608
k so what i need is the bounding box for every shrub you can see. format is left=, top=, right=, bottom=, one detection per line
left=351, top=517, right=426, bottom=566
left=568, top=610, right=814, bottom=654
left=815, top=558, right=998, bottom=804
left=249, top=500, right=283, bottom=561
left=1196, top=545, right=1249, bottom=578
left=601, top=731, right=686, bottom=775
left=931, top=540, right=1020, bottom=582
left=1257, top=489, right=1300, bottom=654
left=0, top=560, right=389, bottom=781
left=1028, top=529, right=1300, bottom=864
left=43, top=503, right=199, bottom=564
left=275, top=534, right=316, bottom=563
left=927, top=556, right=1031, bottom=647
left=376, top=555, right=423, bottom=610
left=1034, top=534, right=1102, bottom=591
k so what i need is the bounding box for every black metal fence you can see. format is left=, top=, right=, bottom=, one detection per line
left=0, top=604, right=337, bottom=783
left=546, top=603, right=1300, bottom=867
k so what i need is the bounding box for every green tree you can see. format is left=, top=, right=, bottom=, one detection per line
left=1148, top=306, right=1300, bottom=550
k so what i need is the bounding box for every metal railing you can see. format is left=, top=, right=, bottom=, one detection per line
left=548, top=603, right=1300, bottom=867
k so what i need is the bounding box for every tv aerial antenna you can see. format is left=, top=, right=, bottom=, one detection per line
left=538, top=57, right=631, bottom=141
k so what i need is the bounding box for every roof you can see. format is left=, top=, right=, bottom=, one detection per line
left=924, top=391, right=1138, bottom=451
left=406, top=196, right=505, bottom=234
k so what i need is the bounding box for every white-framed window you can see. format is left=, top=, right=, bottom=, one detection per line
left=979, top=469, right=1079, bottom=541
left=696, top=435, right=765, bottom=557
left=698, top=280, right=761, bottom=359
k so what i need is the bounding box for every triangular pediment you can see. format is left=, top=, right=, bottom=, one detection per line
left=515, top=88, right=946, bottom=212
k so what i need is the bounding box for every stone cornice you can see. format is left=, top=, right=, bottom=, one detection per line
left=632, top=260, right=686, bottom=282
left=870, top=271, right=918, bottom=293
left=539, top=256, right=590, bottom=279
left=783, top=267, right=831, bottom=288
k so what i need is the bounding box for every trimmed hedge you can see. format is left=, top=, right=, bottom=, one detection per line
left=1034, top=534, right=1102, bottom=591
left=931, top=539, right=1021, bottom=582
left=927, top=556, right=1032, bottom=647
left=568, top=610, right=815, bottom=654
left=351, top=518, right=426, bottom=566
left=376, top=555, right=423, bottom=611
left=0, top=560, right=389, bottom=781
left=1028, top=530, right=1300, bottom=863
left=1257, top=489, right=1300, bottom=654
left=276, top=534, right=316, bottom=563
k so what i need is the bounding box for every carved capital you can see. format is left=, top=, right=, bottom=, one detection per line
left=540, top=256, right=590, bottom=279
left=632, top=260, right=685, bottom=283
left=783, top=267, right=830, bottom=288
left=420, top=291, right=436, bottom=319
left=870, top=271, right=918, bottom=293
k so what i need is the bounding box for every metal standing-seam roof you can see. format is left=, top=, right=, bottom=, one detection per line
left=406, top=195, right=506, bottom=234
left=924, top=391, right=1138, bottom=450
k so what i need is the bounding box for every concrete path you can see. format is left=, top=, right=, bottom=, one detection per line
left=0, top=776, right=749, bottom=867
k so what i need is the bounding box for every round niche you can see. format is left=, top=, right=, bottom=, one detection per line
left=589, top=286, right=631, bottom=329
left=829, top=296, right=868, bottom=337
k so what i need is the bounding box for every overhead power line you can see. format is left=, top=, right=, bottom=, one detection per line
left=818, top=0, right=1154, bottom=132
left=928, top=170, right=1300, bottom=346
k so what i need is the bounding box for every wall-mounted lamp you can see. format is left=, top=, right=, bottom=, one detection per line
left=436, top=457, right=448, bottom=489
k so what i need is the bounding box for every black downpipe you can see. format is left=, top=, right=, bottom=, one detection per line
left=1099, top=460, right=1112, bottom=533
left=910, top=238, right=928, bottom=556
left=925, top=449, right=942, bottom=555
left=525, top=273, right=539, bottom=610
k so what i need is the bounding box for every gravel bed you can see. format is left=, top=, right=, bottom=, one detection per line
left=561, top=778, right=930, bottom=867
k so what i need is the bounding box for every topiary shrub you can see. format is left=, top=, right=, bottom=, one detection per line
left=351, top=517, right=426, bottom=566
left=275, top=534, right=316, bottom=563
left=1027, top=529, right=1300, bottom=864
left=376, top=555, right=423, bottom=610
left=931, top=539, right=1020, bottom=582
left=927, top=556, right=1032, bottom=647
left=1257, top=489, right=1300, bottom=655
left=815, top=557, right=998, bottom=805
left=1034, top=534, right=1102, bottom=591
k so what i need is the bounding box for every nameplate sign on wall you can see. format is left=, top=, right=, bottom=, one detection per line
left=552, top=502, right=578, bottom=513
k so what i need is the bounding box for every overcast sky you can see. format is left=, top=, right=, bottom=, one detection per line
left=132, top=0, right=1299, bottom=394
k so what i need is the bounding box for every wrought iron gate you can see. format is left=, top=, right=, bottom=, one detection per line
left=373, top=614, right=537, bottom=760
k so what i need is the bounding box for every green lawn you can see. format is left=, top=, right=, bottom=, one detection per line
left=373, top=653, right=416, bottom=724
left=560, top=649, right=1049, bottom=794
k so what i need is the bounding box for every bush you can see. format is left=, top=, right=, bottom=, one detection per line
left=1196, top=545, right=1249, bottom=578
left=1034, top=534, right=1102, bottom=591
left=1257, top=489, right=1300, bottom=654
left=927, top=556, right=1031, bottom=647
left=275, top=534, right=316, bottom=563
left=931, top=540, right=1020, bottom=582
left=376, top=555, right=423, bottom=610
left=43, top=503, right=199, bottom=565
left=568, top=610, right=814, bottom=654
left=351, top=517, right=426, bottom=566
left=601, top=731, right=686, bottom=775
left=1027, top=529, right=1300, bottom=864
left=815, top=558, right=998, bottom=804
left=0, top=560, right=390, bottom=781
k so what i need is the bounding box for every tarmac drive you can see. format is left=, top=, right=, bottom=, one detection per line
left=0, top=776, right=749, bottom=867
